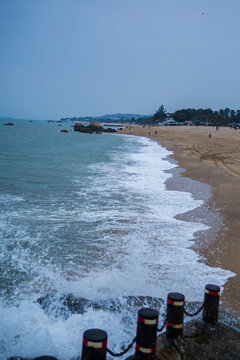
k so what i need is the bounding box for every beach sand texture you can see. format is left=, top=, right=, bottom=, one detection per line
left=119, top=125, right=240, bottom=318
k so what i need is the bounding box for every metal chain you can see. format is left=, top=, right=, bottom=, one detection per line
left=184, top=303, right=204, bottom=317
left=106, top=336, right=136, bottom=357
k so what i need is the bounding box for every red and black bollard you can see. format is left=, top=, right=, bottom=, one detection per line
left=135, top=308, right=159, bottom=359
left=166, top=292, right=185, bottom=339
left=81, top=328, right=107, bottom=360
left=202, top=284, right=220, bottom=324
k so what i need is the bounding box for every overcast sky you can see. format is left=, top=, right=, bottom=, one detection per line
left=0, top=0, right=240, bottom=120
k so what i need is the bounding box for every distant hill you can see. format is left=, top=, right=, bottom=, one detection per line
left=96, top=113, right=149, bottom=120
left=60, top=113, right=150, bottom=123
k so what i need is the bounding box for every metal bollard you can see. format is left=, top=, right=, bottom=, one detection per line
left=81, top=328, right=107, bottom=360
left=202, top=284, right=220, bottom=324
left=135, top=307, right=158, bottom=359
left=166, top=292, right=185, bottom=339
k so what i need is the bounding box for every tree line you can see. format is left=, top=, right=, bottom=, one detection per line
left=135, top=106, right=240, bottom=126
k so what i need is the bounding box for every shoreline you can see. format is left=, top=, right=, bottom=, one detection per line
left=118, top=126, right=240, bottom=318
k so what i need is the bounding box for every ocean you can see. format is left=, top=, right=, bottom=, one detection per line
left=0, top=120, right=233, bottom=359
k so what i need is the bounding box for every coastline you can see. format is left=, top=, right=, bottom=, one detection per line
left=118, top=126, right=240, bottom=318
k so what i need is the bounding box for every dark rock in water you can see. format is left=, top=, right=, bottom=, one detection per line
left=103, top=127, right=117, bottom=133
left=4, top=122, right=14, bottom=126
left=80, top=126, right=94, bottom=133
left=37, top=294, right=164, bottom=318
left=89, top=121, right=104, bottom=131
left=37, top=294, right=90, bottom=317
left=74, top=121, right=104, bottom=134
left=60, top=129, right=69, bottom=133
left=73, top=122, right=84, bottom=131
left=63, top=294, right=90, bottom=313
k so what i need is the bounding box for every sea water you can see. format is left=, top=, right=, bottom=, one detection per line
left=0, top=120, right=233, bottom=359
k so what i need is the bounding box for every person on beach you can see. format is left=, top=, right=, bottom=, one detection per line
left=209, top=132, right=211, bottom=138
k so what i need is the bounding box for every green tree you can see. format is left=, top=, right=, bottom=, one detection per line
left=224, top=108, right=230, bottom=120
left=230, top=110, right=235, bottom=120
left=152, top=105, right=167, bottom=123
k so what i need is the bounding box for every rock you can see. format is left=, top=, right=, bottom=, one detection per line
left=79, top=126, right=94, bottom=133
left=37, top=294, right=164, bottom=318
left=60, top=129, right=69, bottom=133
left=74, top=121, right=104, bottom=134
left=4, top=122, right=14, bottom=126
left=89, top=121, right=103, bottom=131
left=103, top=127, right=117, bottom=133
left=73, top=122, right=84, bottom=131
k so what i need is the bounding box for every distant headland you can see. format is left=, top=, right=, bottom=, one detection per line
left=61, top=106, right=240, bottom=127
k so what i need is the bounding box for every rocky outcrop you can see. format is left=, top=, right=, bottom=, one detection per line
left=73, top=122, right=84, bottom=131
left=74, top=121, right=116, bottom=134
left=89, top=121, right=103, bottom=131
left=60, top=129, right=69, bottom=133
left=4, top=122, right=14, bottom=126
left=37, top=294, right=164, bottom=317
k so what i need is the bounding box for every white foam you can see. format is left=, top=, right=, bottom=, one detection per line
left=0, top=299, right=140, bottom=360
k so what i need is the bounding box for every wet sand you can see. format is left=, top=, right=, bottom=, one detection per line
left=119, top=125, right=240, bottom=318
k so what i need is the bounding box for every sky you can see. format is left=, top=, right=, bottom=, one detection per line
left=0, top=0, right=240, bottom=120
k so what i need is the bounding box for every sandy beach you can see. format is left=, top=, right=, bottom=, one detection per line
left=119, top=125, right=240, bottom=318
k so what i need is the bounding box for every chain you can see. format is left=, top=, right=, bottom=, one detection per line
left=106, top=336, right=136, bottom=357
left=184, top=303, right=204, bottom=317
